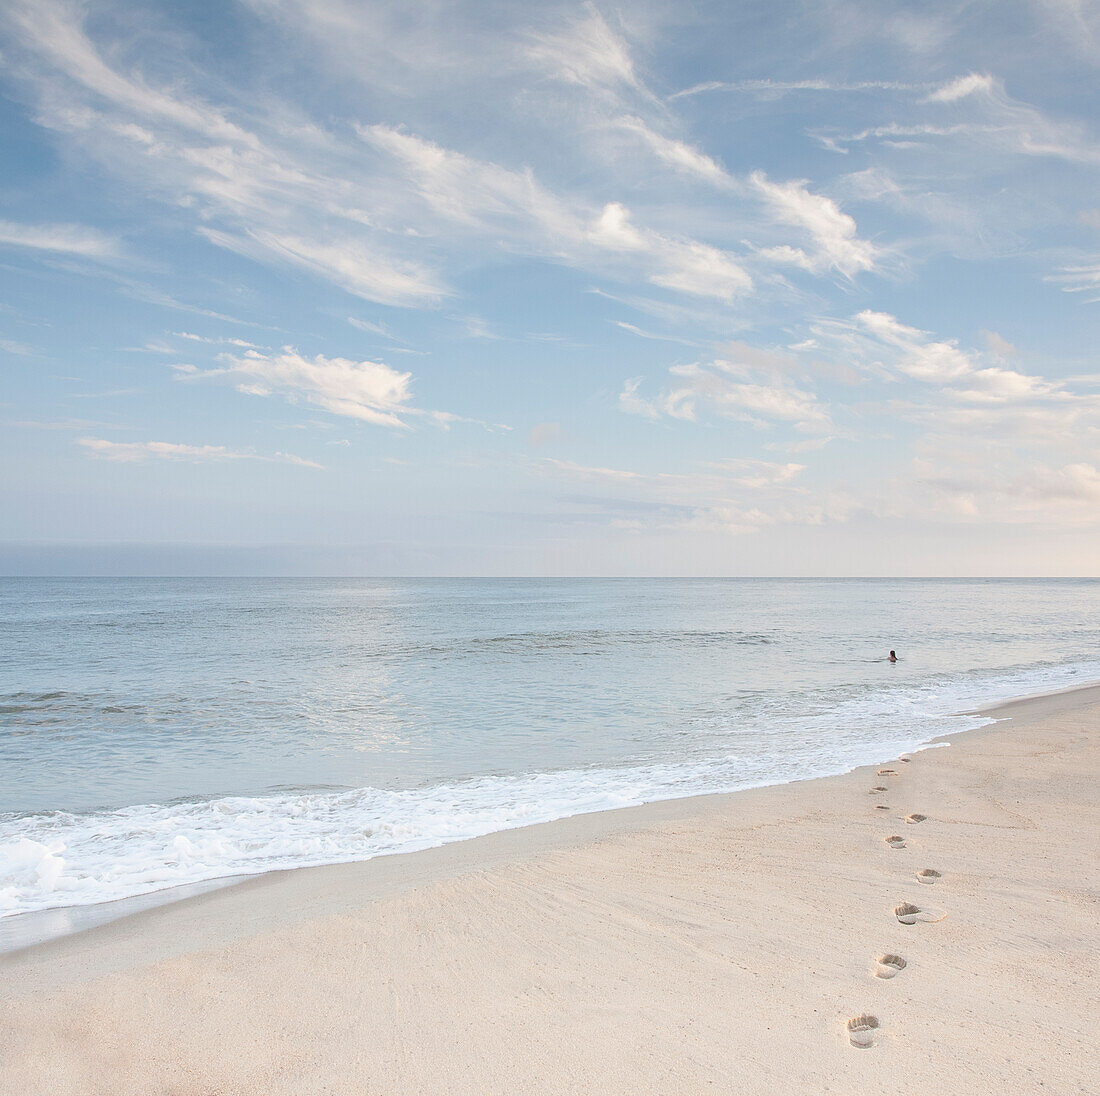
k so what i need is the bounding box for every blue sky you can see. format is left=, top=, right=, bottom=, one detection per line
left=1, top=0, right=1098, bottom=575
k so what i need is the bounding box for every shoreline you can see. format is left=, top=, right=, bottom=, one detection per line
left=2, top=677, right=1097, bottom=958
left=2, top=679, right=1097, bottom=1092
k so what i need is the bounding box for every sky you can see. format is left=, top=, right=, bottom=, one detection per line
left=1, top=0, right=1098, bottom=576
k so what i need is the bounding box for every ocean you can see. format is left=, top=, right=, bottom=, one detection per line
left=2, top=577, right=1098, bottom=926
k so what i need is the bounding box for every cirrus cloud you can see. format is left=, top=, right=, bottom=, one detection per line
left=0, top=218, right=117, bottom=258
left=77, top=437, right=323, bottom=467
left=214, top=348, right=417, bottom=428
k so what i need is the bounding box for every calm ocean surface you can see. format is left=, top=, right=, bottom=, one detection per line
left=2, top=578, right=1098, bottom=920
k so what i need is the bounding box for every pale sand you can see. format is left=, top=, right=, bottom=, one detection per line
left=2, top=686, right=1098, bottom=1094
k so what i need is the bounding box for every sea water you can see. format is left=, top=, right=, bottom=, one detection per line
left=2, top=578, right=1098, bottom=923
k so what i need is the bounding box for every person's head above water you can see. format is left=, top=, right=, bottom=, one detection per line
left=888, top=650, right=897, bottom=661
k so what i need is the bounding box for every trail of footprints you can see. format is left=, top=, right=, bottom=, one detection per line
left=846, top=757, right=947, bottom=1049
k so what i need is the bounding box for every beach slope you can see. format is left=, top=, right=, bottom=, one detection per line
left=2, top=687, right=1098, bottom=1094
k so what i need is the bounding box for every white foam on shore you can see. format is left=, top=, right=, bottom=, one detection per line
left=2, top=660, right=1096, bottom=921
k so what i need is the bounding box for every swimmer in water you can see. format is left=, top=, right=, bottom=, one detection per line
left=888, top=650, right=897, bottom=662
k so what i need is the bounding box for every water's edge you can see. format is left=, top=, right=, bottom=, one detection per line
left=4, top=677, right=1096, bottom=956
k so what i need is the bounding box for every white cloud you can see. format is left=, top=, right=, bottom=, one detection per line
left=192, top=346, right=508, bottom=432
left=588, top=203, right=752, bottom=298
left=670, top=78, right=923, bottom=100
left=171, top=332, right=265, bottom=349
left=923, top=72, right=997, bottom=103
left=588, top=201, right=645, bottom=250
left=646, top=238, right=753, bottom=300
left=950, top=367, right=1060, bottom=404
left=849, top=309, right=1073, bottom=405
left=0, top=218, right=117, bottom=258
left=617, top=116, right=735, bottom=187
left=77, top=437, right=323, bottom=468
left=621, top=359, right=829, bottom=431
left=216, top=348, right=417, bottom=427
left=751, top=173, right=878, bottom=277
left=854, top=310, right=975, bottom=382
left=824, top=122, right=994, bottom=149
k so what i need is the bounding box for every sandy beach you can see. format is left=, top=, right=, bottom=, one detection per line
left=2, top=684, right=1097, bottom=1094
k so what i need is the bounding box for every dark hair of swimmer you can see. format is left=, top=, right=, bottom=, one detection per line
left=888, top=650, right=897, bottom=662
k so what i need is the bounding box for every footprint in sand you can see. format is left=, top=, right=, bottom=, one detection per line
left=885, top=835, right=906, bottom=848
left=878, top=769, right=898, bottom=776
left=874, top=954, right=906, bottom=979
left=874, top=805, right=890, bottom=811
left=895, top=902, right=946, bottom=925
left=905, top=813, right=927, bottom=824
left=898, top=757, right=912, bottom=764
left=916, top=869, right=942, bottom=884
left=847, top=1015, right=880, bottom=1048
left=869, top=786, right=888, bottom=794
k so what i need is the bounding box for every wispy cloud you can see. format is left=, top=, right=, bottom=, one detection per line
left=617, top=116, right=735, bottom=187
left=171, top=332, right=265, bottom=349
left=3, top=0, right=450, bottom=307
left=5, top=0, right=255, bottom=144
left=1046, top=262, right=1100, bottom=303
left=613, top=320, right=699, bottom=346
left=210, top=348, right=418, bottom=428
left=669, top=78, right=924, bottom=101
left=854, top=310, right=975, bottom=382
left=826, top=73, right=1100, bottom=166
left=751, top=174, right=879, bottom=277
left=361, top=123, right=753, bottom=300
left=77, top=437, right=323, bottom=467
left=526, top=4, right=649, bottom=101
left=850, top=310, right=1064, bottom=400
left=347, top=317, right=407, bottom=343
left=198, top=228, right=448, bottom=307
left=0, top=218, right=117, bottom=258
left=922, top=72, right=997, bottom=103
left=620, top=357, right=830, bottom=432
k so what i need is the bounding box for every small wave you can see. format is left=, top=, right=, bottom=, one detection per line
left=1, top=691, right=71, bottom=704
left=455, top=628, right=778, bottom=653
